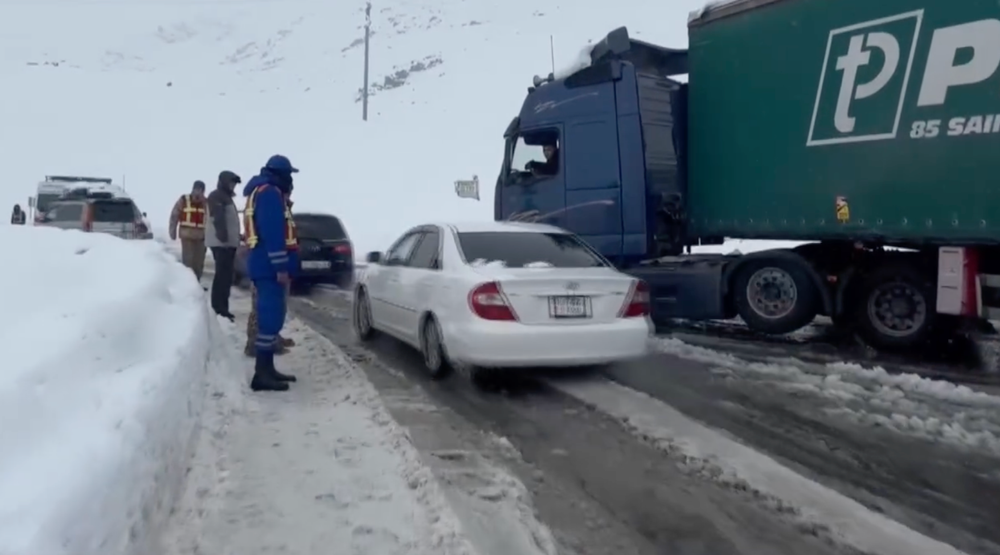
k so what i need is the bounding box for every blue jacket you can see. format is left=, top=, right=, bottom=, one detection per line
left=243, top=174, right=298, bottom=279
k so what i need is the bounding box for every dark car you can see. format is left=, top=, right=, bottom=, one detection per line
left=235, top=212, right=354, bottom=292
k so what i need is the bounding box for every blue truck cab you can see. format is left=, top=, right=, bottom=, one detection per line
left=494, top=28, right=739, bottom=324
left=494, top=27, right=694, bottom=267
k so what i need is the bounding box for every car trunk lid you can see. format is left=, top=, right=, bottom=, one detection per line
left=469, top=266, right=635, bottom=325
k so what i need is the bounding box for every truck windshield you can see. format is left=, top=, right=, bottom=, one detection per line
left=457, top=231, right=608, bottom=268
left=36, top=193, right=61, bottom=213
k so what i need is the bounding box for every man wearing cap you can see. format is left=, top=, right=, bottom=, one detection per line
left=169, top=180, right=208, bottom=283
left=206, top=170, right=242, bottom=321
left=242, top=155, right=300, bottom=392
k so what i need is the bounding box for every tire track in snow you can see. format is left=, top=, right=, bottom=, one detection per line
left=291, top=292, right=868, bottom=555
left=289, top=297, right=558, bottom=555
left=600, top=340, right=1000, bottom=555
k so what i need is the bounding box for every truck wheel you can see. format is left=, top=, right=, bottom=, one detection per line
left=732, top=259, right=819, bottom=335
left=856, top=264, right=934, bottom=350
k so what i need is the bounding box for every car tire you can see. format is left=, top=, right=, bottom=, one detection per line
left=420, top=316, right=452, bottom=380
left=732, top=258, right=820, bottom=335
left=353, top=289, right=377, bottom=342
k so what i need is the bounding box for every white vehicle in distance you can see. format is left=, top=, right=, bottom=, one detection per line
left=33, top=175, right=119, bottom=224
left=352, top=221, right=652, bottom=381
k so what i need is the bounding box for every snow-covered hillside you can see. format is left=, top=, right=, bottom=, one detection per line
left=1, top=0, right=703, bottom=255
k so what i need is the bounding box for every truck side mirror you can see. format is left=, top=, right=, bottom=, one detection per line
left=366, top=251, right=382, bottom=264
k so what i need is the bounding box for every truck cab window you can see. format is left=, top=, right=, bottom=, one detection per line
left=509, top=132, right=560, bottom=183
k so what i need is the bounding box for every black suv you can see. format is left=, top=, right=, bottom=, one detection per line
left=236, top=212, right=354, bottom=290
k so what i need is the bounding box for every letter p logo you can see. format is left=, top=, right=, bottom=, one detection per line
left=834, top=32, right=900, bottom=133
left=807, top=10, right=923, bottom=146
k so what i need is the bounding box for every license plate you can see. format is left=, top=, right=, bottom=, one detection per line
left=550, top=295, right=589, bottom=318
left=302, top=260, right=331, bottom=269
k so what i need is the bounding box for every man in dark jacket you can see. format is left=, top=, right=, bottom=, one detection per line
left=10, top=204, right=25, bottom=225
left=206, top=171, right=242, bottom=321
left=526, top=142, right=559, bottom=176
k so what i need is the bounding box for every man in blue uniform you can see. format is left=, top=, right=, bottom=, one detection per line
left=242, top=154, right=300, bottom=392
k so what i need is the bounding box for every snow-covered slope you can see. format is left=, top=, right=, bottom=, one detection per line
left=0, top=226, right=222, bottom=555
left=1, top=0, right=703, bottom=255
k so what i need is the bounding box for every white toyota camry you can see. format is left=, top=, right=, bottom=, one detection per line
left=352, top=221, right=652, bottom=378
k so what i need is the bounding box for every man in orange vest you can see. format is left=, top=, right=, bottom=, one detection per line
left=242, top=155, right=299, bottom=392
left=169, top=180, right=208, bottom=283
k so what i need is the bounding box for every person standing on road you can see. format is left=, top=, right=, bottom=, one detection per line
left=245, top=185, right=297, bottom=356
left=206, top=170, right=242, bottom=322
left=10, top=204, right=25, bottom=225
left=169, top=180, right=208, bottom=285
left=242, top=155, right=300, bottom=391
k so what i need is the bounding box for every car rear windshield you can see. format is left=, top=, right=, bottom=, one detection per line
left=294, top=214, right=347, bottom=240
left=457, top=231, right=608, bottom=268
left=92, top=200, right=136, bottom=222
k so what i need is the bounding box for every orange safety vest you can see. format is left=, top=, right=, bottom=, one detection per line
left=178, top=194, right=206, bottom=228
left=285, top=200, right=298, bottom=251
left=244, top=185, right=298, bottom=249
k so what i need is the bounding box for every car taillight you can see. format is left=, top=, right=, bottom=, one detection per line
left=468, top=281, right=517, bottom=321
left=619, top=280, right=651, bottom=318
left=83, top=207, right=93, bottom=232
left=334, top=244, right=352, bottom=255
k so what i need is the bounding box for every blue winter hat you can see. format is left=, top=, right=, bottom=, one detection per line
left=265, top=154, right=299, bottom=174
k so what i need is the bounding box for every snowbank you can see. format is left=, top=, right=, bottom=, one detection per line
left=655, top=338, right=1000, bottom=454
left=689, top=239, right=811, bottom=255
left=0, top=226, right=218, bottom=555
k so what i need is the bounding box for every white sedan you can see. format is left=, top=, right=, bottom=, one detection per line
left=352, top=220, right=651, bottom=379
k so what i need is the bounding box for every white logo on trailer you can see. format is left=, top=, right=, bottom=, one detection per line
left=911, top=18, right=1000, bottom=138
left=806, top=10, right=923, bottom=146
left=806, top=11, right=1000, bottom=145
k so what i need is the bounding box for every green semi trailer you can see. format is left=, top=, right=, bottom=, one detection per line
left=494, top=0, right=1000, bottom=349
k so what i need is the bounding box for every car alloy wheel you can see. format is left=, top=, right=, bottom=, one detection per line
left=353, top=291, right=375, bottom=341
left=421, top=317, right=451, bottom=379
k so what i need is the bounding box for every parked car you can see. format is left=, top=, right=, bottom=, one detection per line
left=352, top=221, right=652, bottom=383
left=37, top=190, right=151, bottom=240
left=32, top=175, right=119, bottom=225
left=235, top=212, right=354, bottom=291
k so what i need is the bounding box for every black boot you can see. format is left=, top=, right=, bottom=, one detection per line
left=251, top=351, right=289, bottom=391
left=270, top=356, right=297, bottom=382
left=263, top=347, right=296, bottom=382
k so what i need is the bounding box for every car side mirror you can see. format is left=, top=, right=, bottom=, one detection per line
left=366, top=251, right=382, bottom=264
left=142, top=212, right=147, bottom=217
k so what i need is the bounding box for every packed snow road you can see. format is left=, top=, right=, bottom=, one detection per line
left=605, top=340, right=1000, bottom=555
left=290, top=286, right=976, bottom=555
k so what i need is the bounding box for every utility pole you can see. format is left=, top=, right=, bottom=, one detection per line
left=550, top=35, right=555, bottom=75
left=363, top=1, right=371, bottom=121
